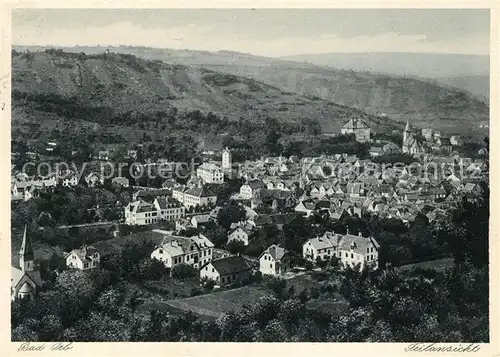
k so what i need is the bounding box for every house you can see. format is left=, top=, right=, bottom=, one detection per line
left=60, top=172, right=79, bottom=187
left=98, top=150, right=110, bottom=161
left=227, top=227, right=252, bottom=246
left=369, top=146, right=383, bottom=157
left=435, top=137, right=453, bottom=153
left=127, top=149, right=138, bottom=159
left=341, top=118, right=371, bottom=142
left=422, top=128, right=434, bottom=141
left=338, top=232, right=380, bottom=270
left=85, top=172, right=102, bottom=187
left=259, top=245, right=291, bottom=276
left=303, top=231, right=380, bottom=270
left=124, top=200, right=159, bottom=225
left=302, top=231, right=340, bottom=262
left=151, top=234, right=214, bottom=270
left=11, top=182, right=38, bottom=202
left=239, top=179, right=266, bottom=200
left=450, top=135, right=463, bottom=146
left=191, top=214, right=212, bottom=228
left=200, top=255, right=251, bottom=286
left=112, top=176, right=130, bottom=187
left=196, top=162, right=224, bottom=184
left=65, top=245, right=100, bottom=270
left=294, top=199, right=317, bottom=217
left=182, top=185, right=218, bottom=209
left=154, top=197, right=185, bottom=221
left=175, top=218, right=192, bottom=232
left=12, top=226, right=42, bottom=301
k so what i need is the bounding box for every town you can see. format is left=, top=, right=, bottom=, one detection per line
left=10, top=116, right=489, bottom=341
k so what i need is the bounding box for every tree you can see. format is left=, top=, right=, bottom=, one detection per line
left=171, top=264, right=198, bottom=279
left=217, top=201, right=246, bottom=230
left=225, top=240, right=246, bottom=255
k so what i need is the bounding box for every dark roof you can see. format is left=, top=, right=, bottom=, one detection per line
left=246, top=179, right=266, bottom=190
left=184, top=186, right=217, bottom=198
left=210, top=255, right=251, bottom=276
left=136, top=189, right=171, bottom=199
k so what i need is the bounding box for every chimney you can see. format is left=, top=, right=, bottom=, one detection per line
left=358, top=232, right=362, bottom=237
left=346, top=228, right=350, bottom=235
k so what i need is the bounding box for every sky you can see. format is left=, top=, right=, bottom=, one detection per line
left=12, top=9, right=490, bottom=57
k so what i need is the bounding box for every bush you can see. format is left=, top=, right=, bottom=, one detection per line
left=190, top=287, right=203, bottom=297
left=171, top=264, right=198, bottom=279
left=204, top=279, right=216, bottom=291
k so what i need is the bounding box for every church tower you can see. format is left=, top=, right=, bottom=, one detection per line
left=403, top=120, right=411, bottom=145
left=19, top=225, right=35, bottom=272
left=222, top=147, right=232, bottom=170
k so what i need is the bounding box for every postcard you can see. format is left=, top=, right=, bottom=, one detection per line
left=1, top=2, right=498, bottom=356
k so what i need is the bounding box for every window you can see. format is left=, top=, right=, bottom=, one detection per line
left=159, top=249, right=163, bottom=254
left=212, top=268, right=215, bottom=273
left=351, top=253, right=354, bottom=259
left=187, top=255, right=190, bottom=261
left=270, top=263, right=273, bottom=269
left=367, top=248, right=370, bottom=253
left=345, top=252, right=348, bottom=257
left=84, top=262, right=89, bottom=269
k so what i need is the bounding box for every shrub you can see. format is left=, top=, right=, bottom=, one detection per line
left=171, top=264, right=198, bottom=279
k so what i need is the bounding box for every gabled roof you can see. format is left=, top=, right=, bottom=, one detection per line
left=245, top=179, right=266, bottom=190
left=338, top=234, right=380, bottom=255
left=260, top=244, right=288, bottom=261
left=305, top=232, right=341, bottom=250
left=208, top=255, right=251, bottom=276
left=184, top=185, right=217, bottom=198
left=68, top=245, right=99, bottom=262
left=343, top=118, right=369, bottom=130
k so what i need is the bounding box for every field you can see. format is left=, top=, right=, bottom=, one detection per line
left=396, top=257, right=454, bottom=273
left=158, top=285, right=273, bottom=318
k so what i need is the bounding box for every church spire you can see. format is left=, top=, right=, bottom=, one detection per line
left=19, top=225, right=35, bottom=272
left=404, top=120, right=410, bottom=132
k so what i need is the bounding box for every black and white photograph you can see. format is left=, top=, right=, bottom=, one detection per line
left=5, top=6, right=494, bottom=348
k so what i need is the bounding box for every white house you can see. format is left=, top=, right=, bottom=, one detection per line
left=338, top=232, right=380, bottom=270
left=112, top=176, right=130, bottom=187
left=85, top=172, right=102, bottom=187
left=191, top=214, right=212, bottom=228
left=60, top=172, right=79, bottom=187
left=183, top=185, right=218, bottom=209
left=196, top=162, right=224, bottom=184
left=302, top=231, right=341, bottom=262
left=65, top=246, right=100, bottom=270
left=303, top=231, right=380, bottom=270
left=227, top=227, right=251, bottom=246
left=151, top=234, right=214, bottom=270
left=239, top=179, right=266, bottom=200
left=200, top=255, right=251, bottom=286
left=259, top=245, right=291, bottom=276
left=124, top=200, right=159, bottom=225
left=154, top=197, right=185, bottom=221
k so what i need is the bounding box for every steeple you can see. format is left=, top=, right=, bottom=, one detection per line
left=19, top=225, right=35, bottom=272
left=404, top=120, right=410, bottom=133
left=403, top=120, right=411, bottom=150
left=222, top=146, right=232, bottom=170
